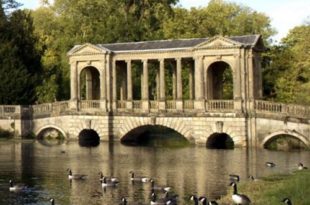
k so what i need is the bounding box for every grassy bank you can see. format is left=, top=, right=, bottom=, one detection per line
left=218, top=170, right=310, bottom=205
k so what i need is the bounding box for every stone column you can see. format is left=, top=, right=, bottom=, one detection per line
left=189, top=61, right=194, bottom=100
left=142, top=59, right=149, bottom=111
left=248, top=52, right=255, bottom=110
left=156, top=69, right=159, bottom=100
left=233, top=52, right=243, bottom=113
left=70, top=61, right=78, bottom=100
left=85, top=69, right=92, bottom=100
left=106, top=55, right=112, bottom=111
left=194, top=56, right=205, bottom=110
left=112, top=60, right=117, bottom=110
left=172, top=65, right=177, bottom=100
left=176, top=58, right=183, bottom=110
left=159, top=59, right=166, bottom=110
left=100, top=59, right=107, bottom=111
left=126, top=60, right=133, bottom=109
left=69, top=61, right=78, bottom=110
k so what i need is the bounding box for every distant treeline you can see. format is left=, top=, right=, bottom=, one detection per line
left=0, top=0, right=309, bottom=105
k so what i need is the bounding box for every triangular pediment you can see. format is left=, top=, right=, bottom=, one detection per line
left=195, top=36, right=242, bottom=49
left=68, top=43, right=110, bottom=56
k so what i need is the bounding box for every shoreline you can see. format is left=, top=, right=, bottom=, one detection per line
left=218, top=170, right=310, bottom=205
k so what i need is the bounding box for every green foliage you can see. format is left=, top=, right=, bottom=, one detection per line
left=263, top=24, right=310, bottom=105
left=0, top=3, right=42, bottom=105
left=163, top=0, right=275, bottom=40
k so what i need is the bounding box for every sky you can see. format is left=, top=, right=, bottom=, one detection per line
left=19, top=0, right=310, bottom=42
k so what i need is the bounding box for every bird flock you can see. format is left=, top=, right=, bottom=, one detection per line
left=8, top=162, right=308, bottom=205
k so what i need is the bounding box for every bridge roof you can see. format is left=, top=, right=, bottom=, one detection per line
left=99, top=35, right=261, bottom=52
left=68, top=35, right=264, bottom=55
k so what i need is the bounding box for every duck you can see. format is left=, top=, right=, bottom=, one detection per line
left=150, top=179, right=171, bottom=192
left=298, top=162, right=308, bottom=170
left=101, top=176, right=118, bottom=187
left=50, top=198, right=55, bottom=205
left=129, top=171, right=151, bottom=183
left=230, top=182, right=251, bottom=205
left=229, top=174, right=240, bottom=182
left=189, top=195, right=199, bottom=205
left=9, top=179, right=27, bottom=192
left=265, top=162, right=276, bottom=167
left=67, top=169, right=87, bottom=180
left=99, top=171, right=119, bottom=183
left=282, top=198, right=292, bottom=205
left=199, top=196, right=218, bottom=205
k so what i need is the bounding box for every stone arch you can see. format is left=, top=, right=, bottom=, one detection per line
left=205, top=60, right=234, bottom=99
left=262, top=130, right=309, bottom=148
left=79, top=66, right=101, bottom=100
left=206, top=132, right=234, bottom=149
left=118, top=117, right=192, bottom=142
left=35, top=125, right=67, bottom=139
left=70, top=119, right=103, bottom=140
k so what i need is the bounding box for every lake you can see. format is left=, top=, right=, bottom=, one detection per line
left=0, top=139, right=309, bottom=205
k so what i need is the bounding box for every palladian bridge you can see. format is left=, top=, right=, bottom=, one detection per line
left=0, top=35, right=309, bottom=148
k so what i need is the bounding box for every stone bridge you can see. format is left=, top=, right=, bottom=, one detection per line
left=0, top=35, right=310, bottom=148
left=0, top=100, right=309, bottom=148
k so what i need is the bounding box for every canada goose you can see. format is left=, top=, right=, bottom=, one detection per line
left=67, top=169, right=87, bottom=180
left=50, top=198, right=55, bottom=205
left=150, top=192, right=171, bottom=205
left=129, top=171, right=151, bottom=183
left=282, top=198, right=292, bottom=205
left=9, top=180, right=26, bottom=192
left=121, top=197, right=127, bottom=205
left=298, top=162, right=308, bottom=170
left=150, top=179, right=171, bottom=192
left=229, top=174, right=240, bottom=182
left=101, top=176, right=118, bottom=187
left=190, top=195, right=199, bottom=205
left=99, top=171, right=119, bottom=183
left=265, top=162, right=276, bottom=167
left=230, top=182, right=251, bottom=205
left=199, top=197, right=218, bottom=205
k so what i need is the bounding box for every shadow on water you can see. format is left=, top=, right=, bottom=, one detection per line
left=78, top=129, right=100, bottom=147
left=121, top=125, right=190, bottom=148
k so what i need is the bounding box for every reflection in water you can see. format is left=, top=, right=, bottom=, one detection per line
left=0, top=140, right=309, bottom=205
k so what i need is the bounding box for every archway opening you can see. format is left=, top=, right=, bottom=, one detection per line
left=264, top=134, right=308, bottom=151
left=78, top=129, right=100, bottom=147
left=80, top=66, right=100, bottom=100
left=37, top=128, right=65, bottom=146
left=121, top=125, right=190, bottom=148
left=207, top=61, right=233, bottom=99
left=206, top=133, right=234, bottom=149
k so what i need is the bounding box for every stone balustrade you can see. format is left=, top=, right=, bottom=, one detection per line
left=1, top=100, right=310, bottom=120
left=255, top=100, right=310, bottom=118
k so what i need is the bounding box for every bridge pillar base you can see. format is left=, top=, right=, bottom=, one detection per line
left=194, top=100, right=205, bottom=111
left=158, top=101, right=166, bottom=111
left=69, top=100, right=78, bottom=110
left=126, top=101, right=133, bottom=109
left=100, top=100, right=107, bottom=112
left=141, top=100, right=150, bottom=112
left=176, top=100, right=183, bottom=111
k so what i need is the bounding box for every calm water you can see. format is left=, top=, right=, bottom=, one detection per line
left=0, top=139, right=309, bottom=205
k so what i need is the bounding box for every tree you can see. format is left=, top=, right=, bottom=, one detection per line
left=0, top=2, right=42, bottom=104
